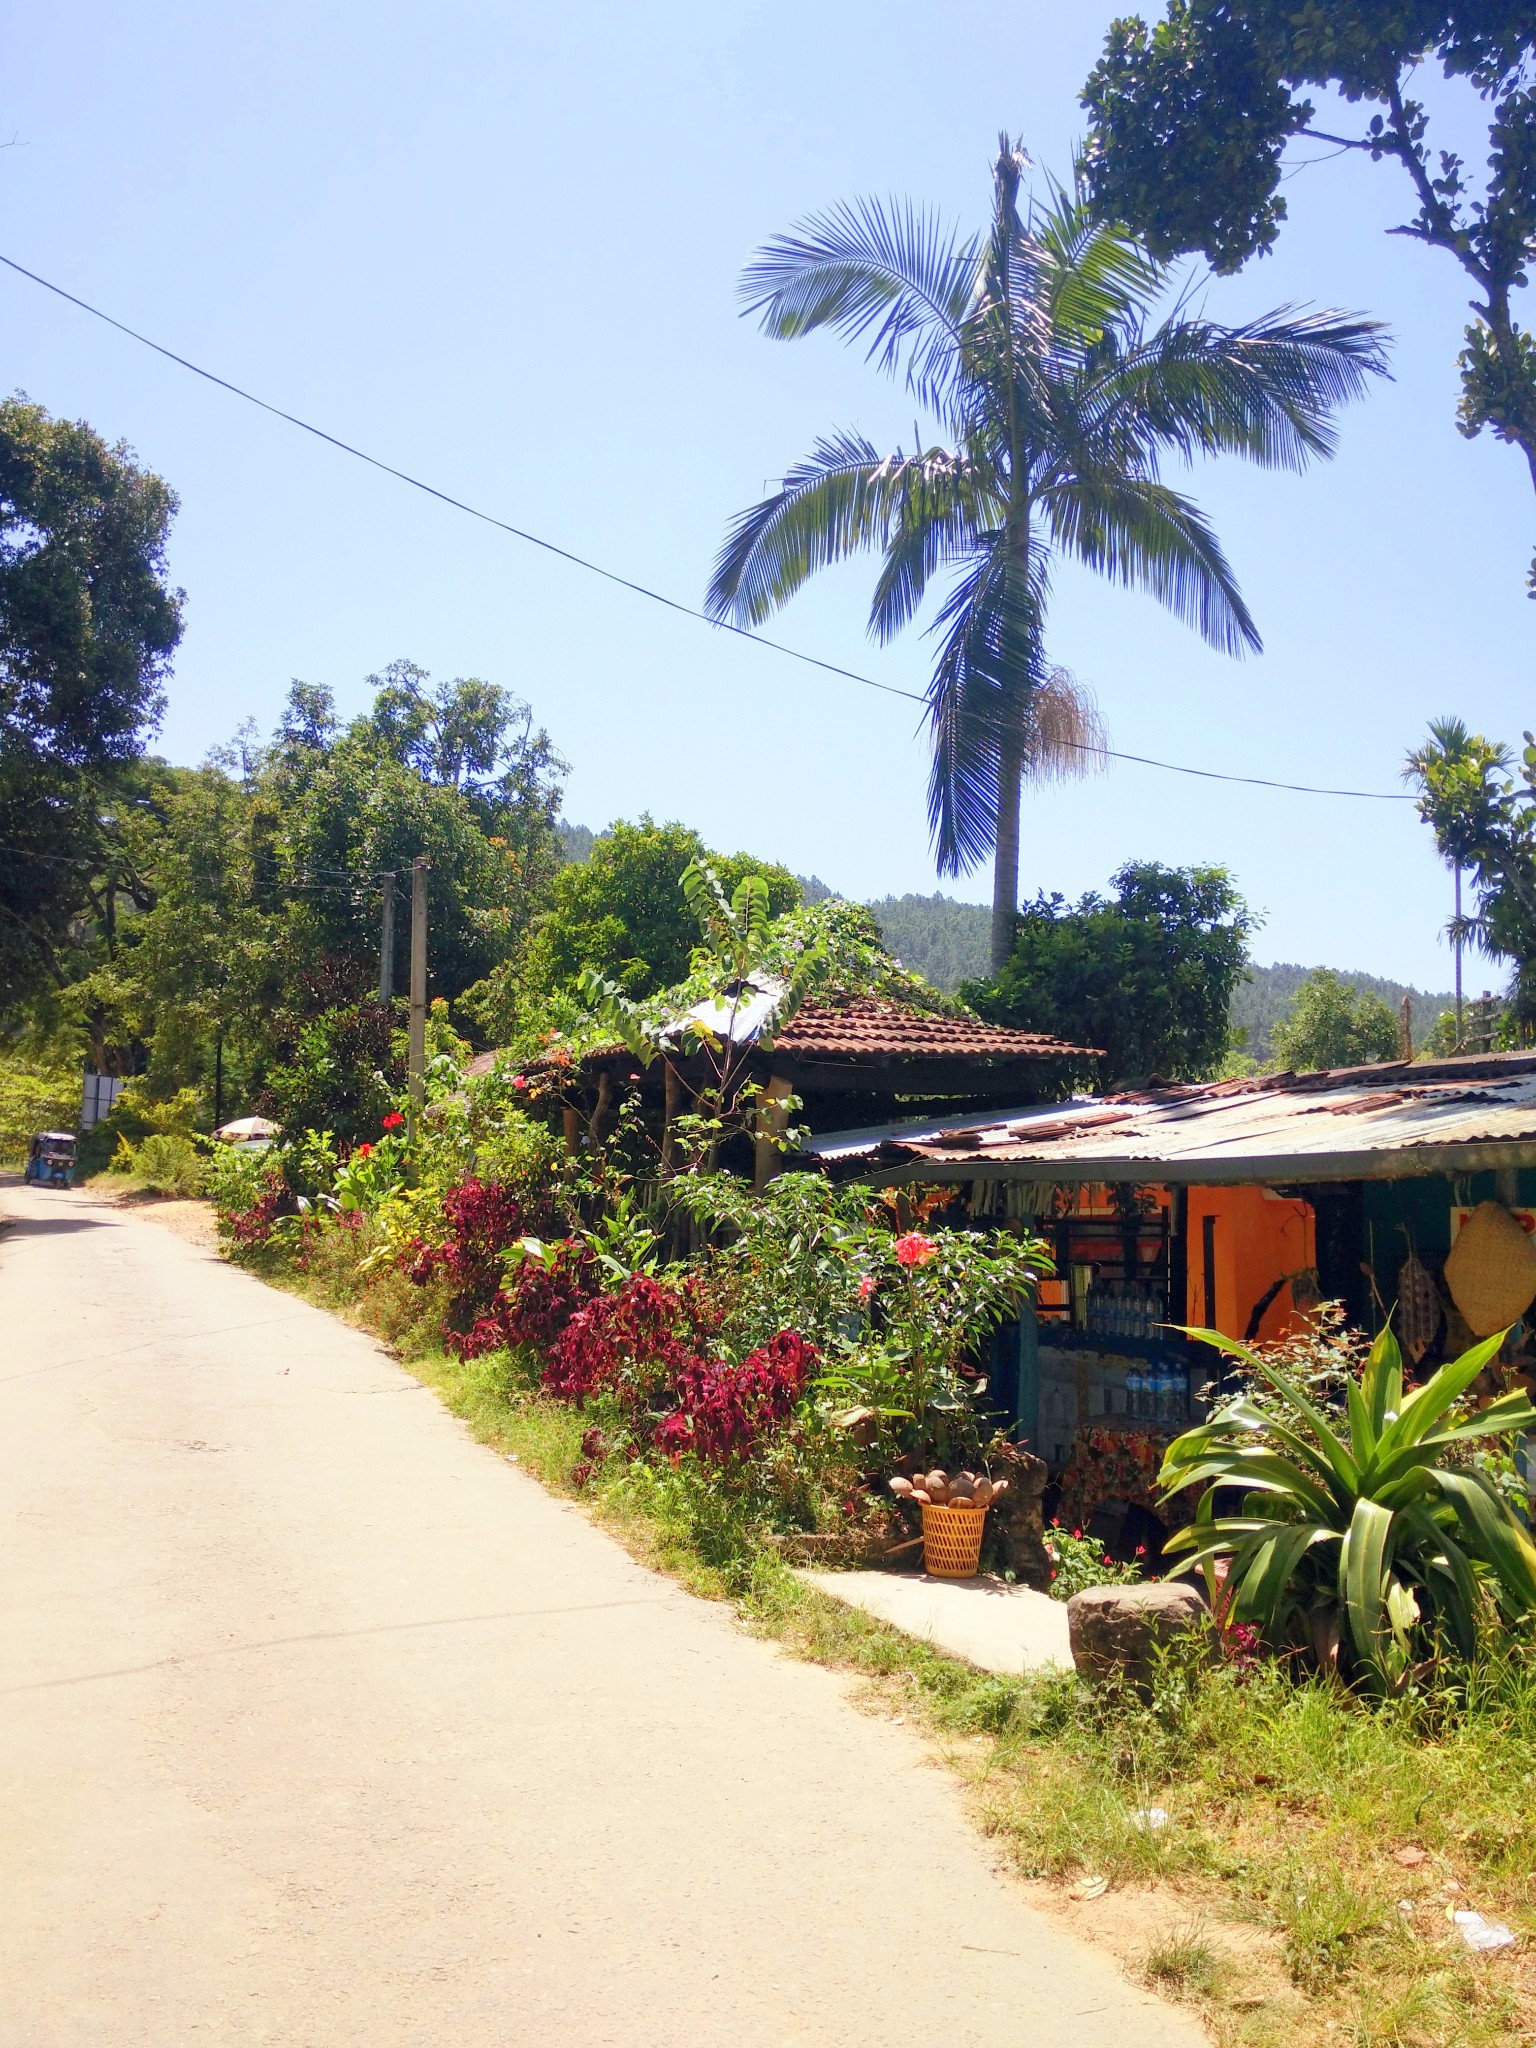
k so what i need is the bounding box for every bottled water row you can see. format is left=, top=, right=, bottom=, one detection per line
left=1120, top=1366, right=1187, bottom=1426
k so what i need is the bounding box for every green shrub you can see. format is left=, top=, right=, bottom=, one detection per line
left=0, top=1058, right=80, bottom=1165
left=1163, top=1322, right=1536, bottom=1688
left=128, top=1133, right=205, bottom=1198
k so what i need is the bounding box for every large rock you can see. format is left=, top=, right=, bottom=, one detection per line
left=986, top=1443, right=1053, bottom=1591
left=1066, top=1581, right=1210, bottom=1692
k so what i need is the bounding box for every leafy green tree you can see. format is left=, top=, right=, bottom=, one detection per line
left=964, top=860, right=1253, bottom=1083
left=517, top=818, right=800, bottom=1004
left=266, top=670, right=567, bottom=1017
left=1407, top=715, right=1536, bottom=1029
left=1271, top=968, right=1401, bottom=1071
left=0, top=398, right=183, bottom=1005
left=1082, top=4, right=1536, bottom=583
left=707, top=142, right=1383, bottom=970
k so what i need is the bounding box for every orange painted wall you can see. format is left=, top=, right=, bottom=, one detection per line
left=1185, top=1186, right=1316, bottom=1342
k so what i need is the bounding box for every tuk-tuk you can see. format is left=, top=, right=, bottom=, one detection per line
left=23, top=1131, right=77, bottom=1188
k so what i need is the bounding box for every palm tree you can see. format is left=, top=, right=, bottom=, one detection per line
left=707, top=139, right=1388, bottom=973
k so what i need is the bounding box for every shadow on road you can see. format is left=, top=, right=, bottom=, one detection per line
left=0, top=1210, right=119, bottom=1238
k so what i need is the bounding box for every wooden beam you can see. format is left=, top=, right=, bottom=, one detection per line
left=753, top=1072, right=794, bottom=1192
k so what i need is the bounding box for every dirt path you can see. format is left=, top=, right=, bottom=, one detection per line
left=0, top=1182, right=1204, bottom=2048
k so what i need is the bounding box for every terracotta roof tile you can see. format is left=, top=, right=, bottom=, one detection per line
left=771, top=998, right=1096, bottom=1062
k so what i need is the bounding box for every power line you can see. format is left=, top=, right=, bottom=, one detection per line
left=0, top=249, right=1416, bottom=805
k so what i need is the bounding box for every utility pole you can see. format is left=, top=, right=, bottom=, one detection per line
left=1454, top=866, right=1464, bottom=1050
left=408, top=857, right=428, bottom=1112
left=1398, top=993, right=1413, bottom=1063
left=377, top=871, right=397, bottom=1003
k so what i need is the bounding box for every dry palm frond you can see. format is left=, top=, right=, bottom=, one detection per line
left=1022, top=666, right=1107, bottom=785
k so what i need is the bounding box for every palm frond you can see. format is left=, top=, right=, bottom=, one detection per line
left=1029, top=183, right=1162, bottom=357
left=865, top=446, right=999, bottom=641
left=922, top=545, right=1047, bottom=875
left=1079, top=306, right=1390, bottom=472
left=1042, top=471, right=1260, bottom=656
left=741, top=198, right=980, bottom=411
left=706, top=432, right=901, bottom=625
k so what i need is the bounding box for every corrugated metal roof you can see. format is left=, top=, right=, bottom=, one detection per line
left=822, top=1053, right=1536, bottom=1185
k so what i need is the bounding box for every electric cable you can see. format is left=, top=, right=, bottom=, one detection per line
left=0, top=249, right=1417, bottom=803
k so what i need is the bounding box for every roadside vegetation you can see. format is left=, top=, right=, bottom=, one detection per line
left=192, top=859, right=1536, bottom=2048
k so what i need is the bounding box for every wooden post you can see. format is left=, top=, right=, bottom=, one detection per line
left=408, top=857, right=428, bottom=1113
left=1399, top=993, right=1413, bottom=1062
left=561, top=1105, right=580, bottom=1156
left=590, top=1070, right=613, bottom=1144
left=660, top=1061, right=682, bottom=1178
left=753, top=1073, right=793, bottom=1191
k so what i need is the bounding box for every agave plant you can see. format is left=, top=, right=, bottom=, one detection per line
left=1160, top=1325, right=1536, bottom=1687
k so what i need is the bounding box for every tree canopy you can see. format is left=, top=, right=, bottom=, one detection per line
left=1271, top=967, right=1401, bottom=1071
left=1082, top=3, right=1536, bottom=581
left=0, top=398, right=183, bottom=1006
left=516, top=818, right=801, bottom=1006
left=1407, top=715, right=1536, bottom=1027
left=963, top=859, right=1253, bottom=1084
left=3, top=664, right=569, bottom=1138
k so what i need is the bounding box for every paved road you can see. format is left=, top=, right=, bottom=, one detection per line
left=0, top=1182, right=1202, bottom=2047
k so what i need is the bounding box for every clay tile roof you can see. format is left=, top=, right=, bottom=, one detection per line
left=771, top=998, right=1097, bottom=1063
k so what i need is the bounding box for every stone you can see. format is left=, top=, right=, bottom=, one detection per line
left=1066, top=1580, right=1210, bottom=1692
left=986, top=1443, right=1053, bottom=1591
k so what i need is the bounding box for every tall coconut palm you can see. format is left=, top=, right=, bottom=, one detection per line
left=707, top=140, right=1388, bottom=972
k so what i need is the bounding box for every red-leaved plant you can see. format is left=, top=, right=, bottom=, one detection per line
left=654, top=1330, right=816, bottom=1462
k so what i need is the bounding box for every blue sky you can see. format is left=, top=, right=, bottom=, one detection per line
left=4, top=2, right=1529, bottom=990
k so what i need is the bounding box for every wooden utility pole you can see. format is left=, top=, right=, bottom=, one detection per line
left=377, top=871, right=396, bottom=1003
left=408, top=858, right=428, bottom=1111
left=1399, top=993, right=1413, bottom=1063
left=1454, top=866, right=1464, bottom=1048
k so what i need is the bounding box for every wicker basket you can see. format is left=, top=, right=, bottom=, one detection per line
left=921, top=1501, right=987, bottom=1579
left=1443, top=1201, right=1536, bottom=1338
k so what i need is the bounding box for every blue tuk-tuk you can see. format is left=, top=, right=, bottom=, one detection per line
left=23, top=1131, right=76, bottom=1188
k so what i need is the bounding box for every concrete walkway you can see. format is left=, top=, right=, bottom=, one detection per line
left=798, top=1569, right=1073, bottom=1676
left=0, top=1182, right=1200, bottom=2047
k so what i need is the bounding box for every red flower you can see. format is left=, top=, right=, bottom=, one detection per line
left=858, top=1275, right=877, bottom=1302
left=356, top=1142, right=374, bottom=1158
left=512, top=1074, right=529, bottom=1090
left=381, top=1111, right=404, bottom=1130
left=894, top=1231, right=938, bottom=1268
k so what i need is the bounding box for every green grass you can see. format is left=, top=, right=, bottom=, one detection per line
left=254, top=1229, right=1536, bottom=2048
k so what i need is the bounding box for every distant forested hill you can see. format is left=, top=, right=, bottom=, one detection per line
left=564, top=830, right=1460, bottom=1058
left=866, top=893, right=990, bottom=991
left=1234, top=963, right=1455, bottom=1062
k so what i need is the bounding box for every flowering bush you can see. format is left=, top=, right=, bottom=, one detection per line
left=1043, top=1519, right=1145, bottom=1601
left=894, top=1231, right=938, bottom=1267
left=333, top=1129, right=408, bottom=1214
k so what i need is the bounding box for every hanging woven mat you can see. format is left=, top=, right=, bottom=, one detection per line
left=1443, top=1202, right=1536, bottom=1339
left=1396, top=1252, right=1442, bottom=1363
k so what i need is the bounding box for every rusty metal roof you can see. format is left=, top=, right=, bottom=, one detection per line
left=829, top=1052, right=1536, bottom=1185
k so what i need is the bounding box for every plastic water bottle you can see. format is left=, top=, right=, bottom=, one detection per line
left=1126, top=1367, right=1144, bottom=1421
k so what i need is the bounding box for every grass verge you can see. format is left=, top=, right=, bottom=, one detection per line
left=267, top=1240, right=1536, bottom=2048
